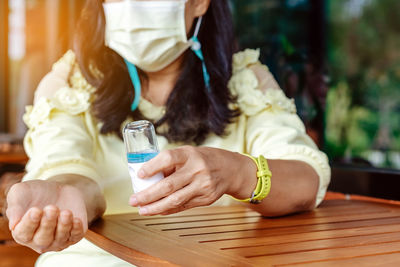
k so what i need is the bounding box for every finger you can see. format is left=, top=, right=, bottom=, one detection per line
left=53, top=210, right=73, bottom=246
left=58, top=185, right=88, bottom=233
left=32, top=206, right=59, bottom=249
left=130, top=168, right=191, bottom=207
left=12, top=207, right=42, bottom=244
left=139, top=148, right=187, bottom=178
left=69, top=218, right=84, bottom=244
left=162, top=165, right=177, bottom=177
left=139, top=183, right=198, bottom=216
left=6, top=183, right=31, bottom=230
left=161, top=198, right=205, bottom=215
left=7, top=205, right=28, bottom=231
left=148, top=180, right=224, bottom=216
left=160, top=188, right=222, bottom=215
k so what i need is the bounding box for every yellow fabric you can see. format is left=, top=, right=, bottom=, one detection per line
left=22, top=49, right=330, bottom=267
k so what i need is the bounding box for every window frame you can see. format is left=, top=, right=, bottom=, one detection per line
left=0, top=0, right=9, bottom=132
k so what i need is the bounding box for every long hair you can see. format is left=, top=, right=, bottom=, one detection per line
left=74, top=0, right=239, bottom=144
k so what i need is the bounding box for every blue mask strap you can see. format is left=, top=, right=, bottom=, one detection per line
left=124, top=59, right=141, bottom=111
left=124, top=17, right=209, bottom=111
left=190, top=36, right=211, bottom=91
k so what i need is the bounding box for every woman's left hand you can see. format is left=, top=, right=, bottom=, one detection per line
left=129, top=146, right=257, bottom=216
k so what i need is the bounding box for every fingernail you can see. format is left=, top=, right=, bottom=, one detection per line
left=138, top=169, right=145, bottom=178
left=73, top=218, right=81, bottom=228
left=30, top=210, right=41, bottom=222
left=45, top=208, right=57, bottom=220
left=8, top=215, right=17, bottom=230
left=60, top=212, right=70, bottom=224
left=139, top=207, right=148, bottom=216
left=129, top=196, right=138, bottom=206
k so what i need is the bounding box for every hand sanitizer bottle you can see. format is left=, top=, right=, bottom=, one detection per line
left=123, top=120, right=164, bottom=193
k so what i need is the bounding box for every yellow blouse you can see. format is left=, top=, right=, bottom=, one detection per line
left=22, top=49, right=330, bottom=267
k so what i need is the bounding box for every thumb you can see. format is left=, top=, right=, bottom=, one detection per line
left=6, top=183, right=30, bottom=230
left=6, top=206, right=25, bottom=230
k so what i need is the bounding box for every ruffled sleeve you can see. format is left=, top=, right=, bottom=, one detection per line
left=22, top=51, right=103, bottom=188
left=228, top=49, right=331, bottom=206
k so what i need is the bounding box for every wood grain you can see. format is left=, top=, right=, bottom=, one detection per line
left=87, top=200, right=400, bottom=266
left=283, top=252, right=400, bottom=267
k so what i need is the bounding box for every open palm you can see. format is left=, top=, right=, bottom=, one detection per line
left=6, top=180, right=87, bottom=253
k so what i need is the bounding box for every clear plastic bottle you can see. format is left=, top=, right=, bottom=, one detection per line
left=123, top=120, right=164, bottom=193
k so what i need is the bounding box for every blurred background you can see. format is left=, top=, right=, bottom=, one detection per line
left=231, top=0, right=400, bottom=171
left=1, top=0, right=399, bottom=171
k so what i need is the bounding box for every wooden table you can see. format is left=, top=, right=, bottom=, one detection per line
left=87, top=199, right=400, bottom=266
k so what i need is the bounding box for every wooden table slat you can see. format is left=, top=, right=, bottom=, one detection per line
left=179, top=216, right=400, bottom=243
left=87, top=216, right=253, bottom=267
left=133, top=205, right=390, bottom=231
left=163, top=211, right=400, bottom=235
left=283, top=252, right=400, bottom=267
left=223, top=232, right=400, bottom=257
left=205, top=223, right=400, bottom=249
left=128, top=205, right=255, bottom=220
left=250, top=240, right=400, bottom=266
left=88, top=200, right=400, bottom=266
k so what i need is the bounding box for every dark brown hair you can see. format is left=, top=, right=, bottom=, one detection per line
left=74, top=0, right=239, bottom=144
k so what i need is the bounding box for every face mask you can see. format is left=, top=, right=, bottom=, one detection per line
left=103, top=0, right=210, bottom=111
left=104, top=0, right=190, bottom=72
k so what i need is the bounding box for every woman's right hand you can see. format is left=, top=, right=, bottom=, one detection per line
left=6, top=180, right=88, bottom=253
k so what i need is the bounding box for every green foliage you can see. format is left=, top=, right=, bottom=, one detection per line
left=326, top=0, right=400, bottom=168
left=229, top=0, right=400, bottom=169
left=325, top=82, right=351, bottom=158
left=230, top=0, right=312, bottom=76
left=347, top=107, right=378, bottom=154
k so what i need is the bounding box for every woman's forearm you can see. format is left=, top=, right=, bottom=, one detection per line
left=231, top=157, right=319, bottom=217
left=128, top=146, right=319, bottom=217
left=49, top=174, right=106, bottom=224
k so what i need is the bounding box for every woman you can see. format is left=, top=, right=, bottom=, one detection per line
left=6, top=0, right=330, bottom=266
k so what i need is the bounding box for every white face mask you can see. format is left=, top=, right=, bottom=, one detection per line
left=103, top=0, right=191, bottom=72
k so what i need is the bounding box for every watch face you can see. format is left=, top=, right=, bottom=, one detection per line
left=250, top=199, right=261, bottom=204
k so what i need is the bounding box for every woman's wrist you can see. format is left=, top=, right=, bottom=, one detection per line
left=226, top=153, right=258, bottom=200
left=49, top=175, right=105, bottom=224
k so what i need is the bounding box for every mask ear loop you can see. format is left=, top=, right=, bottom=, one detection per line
left=125, top=16, right=209, bottom=112
left=124, top=59, right=141, bottom=111
left=190, top=16, right=211, bottom=91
